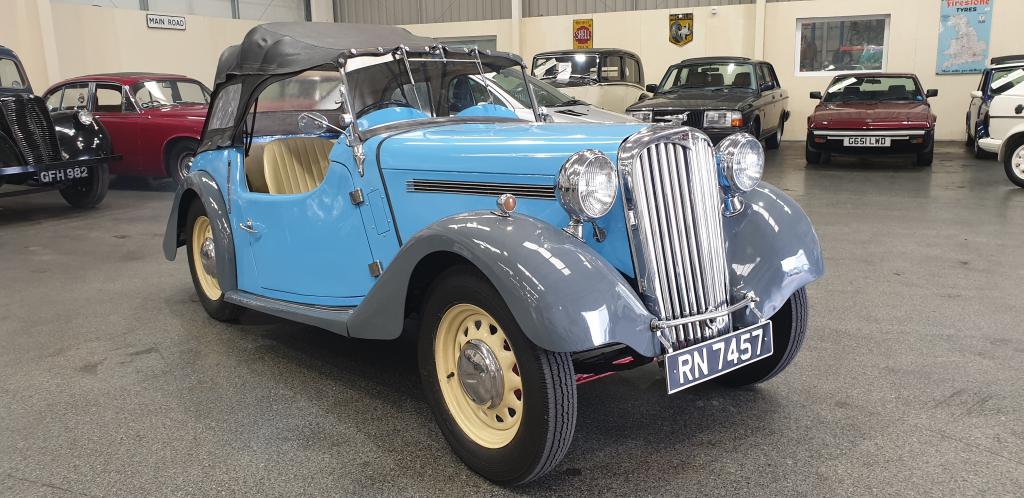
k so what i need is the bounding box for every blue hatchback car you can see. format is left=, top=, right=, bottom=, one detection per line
left=163, top=23, right=824, bottom=485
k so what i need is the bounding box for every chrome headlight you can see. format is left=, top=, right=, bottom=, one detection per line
left=557, top=149, right=618, bottom=220
left=76, top=110, right=94, bottom=126
left=628, top=110, right=652, bottom=122
left=715, top=133, right=764, bottom=193
left=704, top=110, right=743, bottom=128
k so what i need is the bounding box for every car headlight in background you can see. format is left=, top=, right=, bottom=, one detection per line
left=76, top=110, right=94, bottom=126
left=557, top=149, right=618, bottom=239
left=704, top=110, right=743, bottom=128
left=628, top=110, right=652, bottom=122
left=715, top=133, right=764, bottom=215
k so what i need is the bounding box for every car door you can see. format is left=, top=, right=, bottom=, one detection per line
left=234, top=138, right=378, bottom=304
left=90, top=82, right=142, bottom=173
left=755, top=64, right=780, bottom=134
left=968, top=72, right=987, bottom=137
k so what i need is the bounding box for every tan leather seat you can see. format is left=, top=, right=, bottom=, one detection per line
left=245, top=142, right=269, bottom=193
left=262, top=137, right=334, bottom=195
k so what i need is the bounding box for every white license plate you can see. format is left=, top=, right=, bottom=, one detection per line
left=38, top=166, right=89, bottom=184
left=665, top=321, right=773, bottom=394
left=843, top=136, right=890, bottom=147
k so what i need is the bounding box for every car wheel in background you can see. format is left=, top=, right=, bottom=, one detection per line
left=805, top=142, right=822, bottom=164
left=185, top=202, right=242, bottom=321
left=59, top=163, right=109, bottom=208
left=418, top=266, right=576, bottom=485
left=716, top=287, right=808, bottom=387
left=764, top=117, right=783, bottom=150
left=917, top=149, right=934, bottom=167
left=1005, top=140, right=1024, bottom=188
left=167, top=140, right=199, bottom=185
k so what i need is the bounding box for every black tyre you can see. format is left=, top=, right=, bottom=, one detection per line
left=166, top=140, right=198, bottom=185
left=418, top=266, right=576, bottom=485
left=805, top=142, right=822, bottom=164
left=59, top=163, right=109, bottom=208
left=185, top=202, right=242, bottom=321
left=1005, top=140, right=1024, bottom=188
left=972, top=136, right=992, bottom=159
left=916, top=149, right=934, bottom=167
left=717, top=288, right=808, bottom=387
left=764, top=117, right=783, bottom=150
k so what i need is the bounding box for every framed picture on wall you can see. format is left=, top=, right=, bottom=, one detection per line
left=795, top=14, right=890, bottom=76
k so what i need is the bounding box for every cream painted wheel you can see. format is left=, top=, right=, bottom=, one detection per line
left=434, top=304, right=523, bottom=449
left=190, top=215, right=222, bottom=301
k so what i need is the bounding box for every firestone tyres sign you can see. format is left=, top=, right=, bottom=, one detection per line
left=146, top=13, right=186, bottom=31
left=936, top=0, right=993, bottom=74
left=572, top=19, right=593, bottom=49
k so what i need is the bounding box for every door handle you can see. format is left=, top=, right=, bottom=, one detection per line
left=1015, top=104, right=1023, bottom=115
left=239, top=218, right=258, bottom=233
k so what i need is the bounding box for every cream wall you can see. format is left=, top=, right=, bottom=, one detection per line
left=2, top=0, right=52, bottom=92
left=765, top=0, right=1024, bottom=141
left=401, top=19, right=518, bottom=53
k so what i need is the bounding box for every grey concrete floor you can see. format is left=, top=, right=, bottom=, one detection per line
left=0, top=142, right=1022, bottom=497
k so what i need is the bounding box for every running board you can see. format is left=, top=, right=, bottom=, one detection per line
left=224, top=290, right=353, bottom=335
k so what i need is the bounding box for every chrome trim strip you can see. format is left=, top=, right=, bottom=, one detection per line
left=652, top=293, right=757, bottom=330
left=810, top=129, right=928, bottom=136
left=407, top=179, right=556, bottom=199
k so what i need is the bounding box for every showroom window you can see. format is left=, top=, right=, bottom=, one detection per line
left=796, top=15, right=889, bottom=76
left=52, top=0, right=310, bottom=22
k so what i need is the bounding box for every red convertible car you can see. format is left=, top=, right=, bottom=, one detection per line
left=43, top=73, right=210, bottom=183
left=806, top=73, right=938, bottom=166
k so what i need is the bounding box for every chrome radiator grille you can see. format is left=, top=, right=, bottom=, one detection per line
left=620, top=129, right=730, bottom=351
left=0, top=96, right=61, bottom=166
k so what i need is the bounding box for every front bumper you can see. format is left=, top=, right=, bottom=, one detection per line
left=0, top=155, right=118, bottom=178
left=978, top=137, right=1001, bottom=154
left=806, top=129, right=933, bottom=155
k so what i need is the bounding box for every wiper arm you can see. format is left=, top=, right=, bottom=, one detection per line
left=550, top=98, right=588, bottom=107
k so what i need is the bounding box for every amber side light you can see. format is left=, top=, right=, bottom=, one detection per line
left=731, top=116, right=745, bottom=127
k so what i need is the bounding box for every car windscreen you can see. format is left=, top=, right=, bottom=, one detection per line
left=989, top=67, right=1024, bottom=96
left=657, top=62, right=756, bottom=92
left=133, top=80, right=211, bottom=108
left=822, top=76, right=923, bottom=102
left=344, top=55, right=525, bottom=123
left=0, top=58, right=28, bottom=90
left=484, top=68, right=573, bottom=107
left=532, top=54, right=599, bottom=86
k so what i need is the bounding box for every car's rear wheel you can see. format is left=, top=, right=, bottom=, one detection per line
left=717, top=288, right=808, bottom=387
left=805, top=142, right=822, bottom=164
left=167, top=140, right=198, bottom=185
left=1005, top=140, right=1024, bottom=188
left=185, top=202, right=241, bottom=321
left=59, top=163, right=109, bottom=208
left=764, top=117, right=783, bottom=150
left=418, top=267, right=576, bottom=485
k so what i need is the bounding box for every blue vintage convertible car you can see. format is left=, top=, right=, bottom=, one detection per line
left=163, top=23, right=823, bottom=485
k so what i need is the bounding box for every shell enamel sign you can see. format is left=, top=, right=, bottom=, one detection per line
left=573, top=19, right=593, bottom=49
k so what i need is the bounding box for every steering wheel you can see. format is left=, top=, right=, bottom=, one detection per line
left=355, top=99, right=415, bottom=119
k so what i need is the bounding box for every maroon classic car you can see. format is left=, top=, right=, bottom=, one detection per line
left=43, top=73, right=210, bottom=183
left=806, top=73, right=938, bottom=166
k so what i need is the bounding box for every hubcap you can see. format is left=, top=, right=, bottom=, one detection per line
left=178, top=153, right=194, bottom=179
left=434, top=304, right=523, bottom=448
left=191, top=215, right=222, bottom=300
left=458, top=339, right=505, bottom=408
left=1013, top=145, right=1024, bottom=178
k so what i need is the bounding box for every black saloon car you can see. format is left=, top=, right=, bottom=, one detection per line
left=625, top=57, right=789, bottom=147
left=0, top=45, right=114, bottom=207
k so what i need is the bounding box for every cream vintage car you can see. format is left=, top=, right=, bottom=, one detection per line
left=531, top=48, right=649, bottom=113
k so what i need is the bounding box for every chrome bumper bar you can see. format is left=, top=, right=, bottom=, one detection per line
left=651, top=292, right=759, bottom=331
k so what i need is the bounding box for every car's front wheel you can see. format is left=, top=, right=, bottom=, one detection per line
left=59, top=163, right=109, bottom=208
left=805, top=142, right=822, bottom=164
left=1005, top=140, right=1024, bottom=188
left=167, top=140, right=198, bottom=185
left=418, top=267, right=576, bottom=485
left=916, top=149, right=934, bottom=167
left=717, top=288, right=808, bottom=387
left=185, top=202, right=241, bottom=321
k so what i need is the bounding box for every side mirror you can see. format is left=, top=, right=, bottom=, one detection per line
left=926, top=89, right=939, bottom=98
left=970, top=90, right=983, bottom=98
left=809, top=91, right=822, bottom=100
left=760, top=83, right=774, bottom=92
left=298, top=111, right=347, bottom=134
left=645, top=83, right=658, bottom=93
left=537, top=106, right=554, bottom=123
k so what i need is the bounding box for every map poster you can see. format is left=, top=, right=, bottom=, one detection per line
left=936, top=0, right=994, bottom=74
